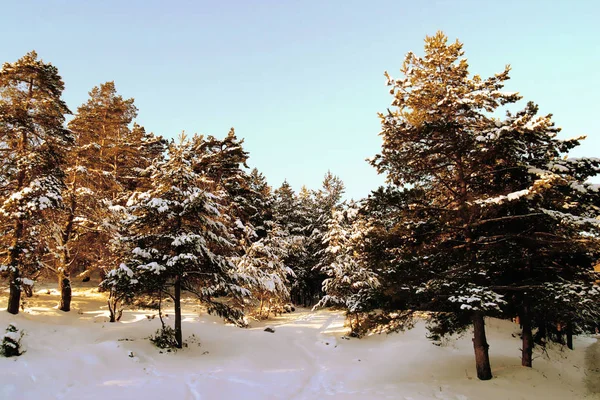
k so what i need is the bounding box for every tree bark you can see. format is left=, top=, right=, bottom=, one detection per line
left=566, top=321, right=573, bottom=350
left=7, top=218, right=24, bottom=315
left=58, top=274, right=72, bottom=312
left=472, top=312, right=493, bottom=380
left=521, top=299, right=533, bottom=367
left=58, top=196, right=75, bottom=312
left=174, top=275, right=183, bottom=348
left=7, top=271, right=21, bottom=315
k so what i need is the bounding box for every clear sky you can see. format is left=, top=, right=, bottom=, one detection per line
left=1, top=0, right=599, bottom=199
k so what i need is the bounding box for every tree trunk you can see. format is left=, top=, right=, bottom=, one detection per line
left=58, top=196, right=75, bottom=312
left=7, top=218, right=24, bottom=315
left=107, top=291, right=122, bottom=322
left=7, top=272, right=21, bottom=315
left=472, top=312, right=493, bottom=380
left=566, top=321, right=573, bottom=350
left=521, top=300, right=533, bottom=367
left=259, top=297, right=264, bottom=319
left=174, top=275, right=183, bottom=348
left=58, top=274, right=72, bottom=312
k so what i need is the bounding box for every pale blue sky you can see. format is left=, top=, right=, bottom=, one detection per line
left=1, top=0, right=599, bottom=199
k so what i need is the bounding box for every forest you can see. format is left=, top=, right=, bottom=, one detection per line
left=1, top=31, right=599, bottom=387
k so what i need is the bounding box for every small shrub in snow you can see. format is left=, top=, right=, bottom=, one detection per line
left=1, top=324, right=25, bottom=357
left=149, top=326, right=180, bottom=350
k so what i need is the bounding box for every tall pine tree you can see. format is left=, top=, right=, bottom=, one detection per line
left=0, top=52, right=72, bottom=314
left=368, top=31, right=600, bottom=376
left=370, top=32, right=522, bottom=380
left=50, top=82, right=164, bottom=311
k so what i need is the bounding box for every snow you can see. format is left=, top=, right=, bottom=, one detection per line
left=0, top=285, right=598, bottom=399
left=476, top=188, right=531, bottom=205
left=3, top=330, right=21, bottom=342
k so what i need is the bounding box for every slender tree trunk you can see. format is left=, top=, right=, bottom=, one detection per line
left=174, top=275, right=183, bottom=348
left=521, top=299, right=533, bottom=367
left=58, top=274, right=72, bottom=312
left=259, top=297, right=264, bottom=319
left=7, top=269, right=21, bottom=315
left=566, top=321, right=573, bottom=350
left=7, top=218, right=24, bottom=315
left=108, top=294, right=117, bottom=322
left=158, top=291, right=165, bottom=329
left=472, top=312, right=493, bottom=380
left=58, top=195, right=76, bottom=312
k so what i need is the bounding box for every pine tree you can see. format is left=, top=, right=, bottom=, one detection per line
left=272, top=181, right=311, bottom=305
left=50, top=82, right=165, bottom=311
left=246, top=168, right=274, bottom=240
left=192, top=129, right=255, bottom=242
left=273, top=181, right=304, bottom=236
left=103, top=134, right=247, bottom=347
left=469, top=102, right=600, bottom=365
left=272, top=174, right=346, bottom=307
left=0, top=51, right=72, bottom=314
left=235, top=224, right=295, bottom=318
left=315, top=203, right=379, bottom=335
left=368, top=31, right=600, bottom=376
left=307, top=173, right=346, bottom=299
left=369, top=32, right=523, bottom=380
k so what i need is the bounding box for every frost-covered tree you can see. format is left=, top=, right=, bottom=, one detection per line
left=103, top=134, right=247, bottom=348
left=0, top=51, right=72, bottom=314
left=192, top=129, right=256, bottom=242
left=273, top=181, right=305, bottom=236
left=369, top=32, right=524, bottom=380
left=246, top=168, right=274, bottom=240
left=272, top=181, right=309, bottom=304
left=306, top=173, right=346, bottom=296
left=469, top=102, right=600, bottom=365
left=315, top=203, right=379, bottom=335
left=369, top=31, right=600, bottom=377
left=235, top=224, right=295, bottom=318
left=48, top=82, right=165, bottom=312
left=272, top=174, right=346, bottom=307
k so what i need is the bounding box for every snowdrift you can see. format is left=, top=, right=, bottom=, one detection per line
left=0, top=287, right=598, bottom=399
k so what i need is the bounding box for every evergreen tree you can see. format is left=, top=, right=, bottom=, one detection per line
left=469, top=103, right=600, bottom=365
left=369, top=32, right=523, bottom=380
left=315, top=203, right=379, bottom=335
left=368, top=31, right=600, bottom=376
left=272, top=174, right=346, bottom=307
left=235, top=224, right=295, bottom=318
left=272, top=181, right=311, bottom=305
left=103, top=134, right=247, bottom=347
left=306, top=173, right=346, bottom=301
left=50, top=82, right=165, bottom=311
left=273, top=181, right=304, bottom=236
left=0, top=51, right=72, bottom=314
left=246, top=168, right=274, bottom=239
left=192, top=129, right=255, bottom=242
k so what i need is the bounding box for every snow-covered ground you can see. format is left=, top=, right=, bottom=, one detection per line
left=0, top=285, right=598, bottom=400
